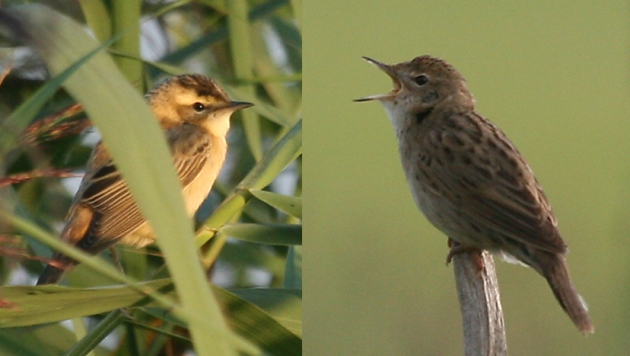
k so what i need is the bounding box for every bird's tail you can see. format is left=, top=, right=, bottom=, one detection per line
left=36, top=256, right=75, bottom=285
left=542, top=256, right=594, bottom=334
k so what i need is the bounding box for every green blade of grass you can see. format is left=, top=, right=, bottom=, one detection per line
left=200, top=119, right=302, bottom=241
left=250, top=189, right=302, bottom=218
left=228, top=0, right=263, bottom=160
left=284, top=246, right=302, bottom=289
left=66, top=311, right=126, bottom=356
left=111, top=0, right=142, bottom=86
left=0, top=280, right=301, bottom=348
left=78, top=0, right=111, bottom=44
left=220, top=223, right=302, bottom=245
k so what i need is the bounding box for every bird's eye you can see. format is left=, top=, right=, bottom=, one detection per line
left=414, top=75, right=429, bottom=86
left=192, top=102, right=205, bottom=112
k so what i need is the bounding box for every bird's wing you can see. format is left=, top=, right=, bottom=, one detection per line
left=69, top=128, right=210, bottom=252
left=166, top=124, right=211, bottom=187
left=425, top=112, right=566, bottom=254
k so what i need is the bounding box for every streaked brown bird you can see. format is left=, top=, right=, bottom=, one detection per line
left=355, top=55, right=593, bottom=334
left=37, top=74, right=252, bottom=285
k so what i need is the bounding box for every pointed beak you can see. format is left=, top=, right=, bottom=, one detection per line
left=225, top=101, right=253, bottom=111
left=354, top=56, right=403, bottom=102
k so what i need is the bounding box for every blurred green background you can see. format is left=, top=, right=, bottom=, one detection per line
left=305, top=2, right=630, bottom=355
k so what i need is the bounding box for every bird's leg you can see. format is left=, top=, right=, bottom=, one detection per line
left=108, top=247, right=136, bottom=319
left=108, top=246, right=125, bottom=274
left=446, top=238, right=485, bottom=273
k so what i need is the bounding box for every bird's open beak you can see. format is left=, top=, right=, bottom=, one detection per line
left=354, top=56, right=402, bottom=102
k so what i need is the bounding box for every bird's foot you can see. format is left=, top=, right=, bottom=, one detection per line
left=446, top=238, right=485, bottom=272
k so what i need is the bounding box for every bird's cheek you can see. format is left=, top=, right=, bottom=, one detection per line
left=421, top=91, right=440, bottom=105
left=176, top=106, right=191, bottom=121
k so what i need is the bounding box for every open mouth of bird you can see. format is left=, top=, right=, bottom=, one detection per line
left=354, top=56, right=401, bottom=102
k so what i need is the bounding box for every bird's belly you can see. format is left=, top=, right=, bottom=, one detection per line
left=119, top=143, right=226, bottom=247
left=405, top=175, right=450, bottom=230
left=120, top=222, right=154, bottom=247
left=404, top=171, right=491, bottom=249
left=182, top=145, right=226, bottom=215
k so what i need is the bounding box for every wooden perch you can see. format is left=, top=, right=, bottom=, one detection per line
left=452, top=249, right=507, bottom=356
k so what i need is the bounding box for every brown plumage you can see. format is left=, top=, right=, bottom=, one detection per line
left=356, top=55, right=593, bottom=334
left=37, top=74, right=252, bottom=285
